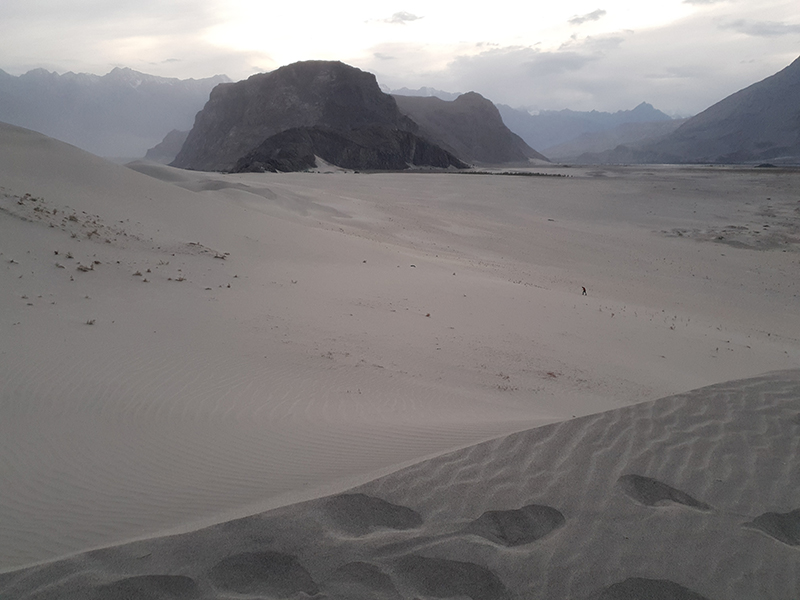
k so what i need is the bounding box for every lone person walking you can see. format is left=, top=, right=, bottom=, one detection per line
left=582, top=286, right=587, bottom=296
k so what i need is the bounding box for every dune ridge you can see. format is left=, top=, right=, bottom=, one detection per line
left=1, top=370, right=797, bottom=599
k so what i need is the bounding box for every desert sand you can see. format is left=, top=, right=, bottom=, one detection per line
left=1, top=122, right=798, bottom=597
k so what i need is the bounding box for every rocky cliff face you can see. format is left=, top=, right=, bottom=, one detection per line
left=172, top=61, right=427, bottom=172
left=393, top=92, right=548, bottom=164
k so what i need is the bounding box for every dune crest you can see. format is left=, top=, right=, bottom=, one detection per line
left=2, top=371, right=798, bottom=599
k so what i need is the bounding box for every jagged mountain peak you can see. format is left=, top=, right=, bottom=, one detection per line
left=0, top=66, right=229, bottom=157
left=389, top=86, right=462, bottom=101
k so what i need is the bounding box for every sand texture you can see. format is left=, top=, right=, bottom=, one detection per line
left=1, top=122, right=799, bottom=595
left=1, top=370, right=798, bottom=599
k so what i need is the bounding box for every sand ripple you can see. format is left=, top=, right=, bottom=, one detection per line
left=1, top=370, right=798, bottom=599
left=466, top=504, right=565, bottom=546
left=324, top=494, right=424, bottom=535
left=207, top=551, right=318, bottom=597
left=617, top=474, right=711, bottom=510
left=596, top=577, right=711, bottom=600
left=324, top=562, right=402, bottom=600
left=93, top=575, right=200, bottom=600
left=396, top=555, right=511, bottom=600
left=744, top=509, right=800, bottom=546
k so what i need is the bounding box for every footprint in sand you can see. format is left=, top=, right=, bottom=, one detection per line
left=594, top=577, right=711, bottom=600
left=743, top=509, right=800, bottom=546
left=91, top=575, right=200, bottom=600
left=395, top=554, right=511, bottom=600
left=323, top=561, right=402, bottom=600
left=617, top=475, right=711, bottom=510
left=324, top=493, right=423, bottom=536
left=207, top=551, right=318, bottom=597
left=465, top=503, right=566, bottom=547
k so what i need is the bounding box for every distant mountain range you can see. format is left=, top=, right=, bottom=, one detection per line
left=584, top=54, right=800, bottom=165
left=0, top=67, right=229, bottom=158
left=543, top=119, right=688, bottom=161
left=496, top=102, right=675, bottom=153
left=498, top=55, right=800, bottom=165
left=3, top=54, right=798, bottom=167
left=389, top=87, right=462, bottom=102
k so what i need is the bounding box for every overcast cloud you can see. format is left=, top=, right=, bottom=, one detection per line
left=722, top=19, right=800, bottom=37
left=382, top=11, right=422, bottom=25
left=569, top=10, right=608, bottom=26
left=0, top=0, right=797, bottom=115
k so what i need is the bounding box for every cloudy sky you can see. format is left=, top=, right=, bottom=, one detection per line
left=1, top=0, right=798, bottom=115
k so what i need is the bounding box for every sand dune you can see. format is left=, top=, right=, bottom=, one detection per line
left=1, top=122, right=799, bottom=594
left=1, top=370, right=797, bottom=599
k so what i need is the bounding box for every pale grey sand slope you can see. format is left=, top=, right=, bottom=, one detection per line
left=2, top=123, right=799, bottom=574
left=1, top=370, right=797, bottom=599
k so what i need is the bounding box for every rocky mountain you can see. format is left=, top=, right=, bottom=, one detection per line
left=392, top=92, right=548, bottom=165
left=232, top=125, right=466, bottom=172
left=497, top=102, right=674, bottom=153
left=173, top=61, right=475, bottom=172
left=572, top=55, right=800, bottom=165
left=0, top=67, right=229, bottom=158
left=144, top=129, right=190, bottom=164
left=640, top=55, right=800, bottom=164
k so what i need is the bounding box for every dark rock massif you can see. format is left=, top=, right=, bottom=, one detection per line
left=173, top=61, right=550, bottom=172
left=232, top=125, right=466, bottom=173
left=173, top=61, right=466, bottom=172
left=392, top=92, right=548, bottom=165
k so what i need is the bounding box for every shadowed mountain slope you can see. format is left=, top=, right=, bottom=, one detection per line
left=393, top=92, right=548, bottom=164
left=574, top=55, right=800, bottom=164
left=231, top=125, right=466, bottom=172
left=144, top=129, right=190, bottom=164
left=646, top=55, right=800, bottom=163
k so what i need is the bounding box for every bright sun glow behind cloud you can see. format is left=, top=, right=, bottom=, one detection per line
left=205, top=0, right=696, bottom=68
left=1, top=0, right=798, bottom=113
